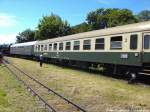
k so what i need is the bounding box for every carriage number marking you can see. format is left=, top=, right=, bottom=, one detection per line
left=120, top=54, right=128, bottom=59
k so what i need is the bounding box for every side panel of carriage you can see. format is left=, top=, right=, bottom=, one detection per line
left=35, top=52, right=142, bottom=66
left=10, top=45, right=34, bottom=56
left=34, top=32, right=143, bottom=67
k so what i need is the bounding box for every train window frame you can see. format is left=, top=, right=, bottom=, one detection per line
left=49, top=44, right=52, bottom=51
left=36, top=45, right=38, bottom=51
left=110, top=36, right=122, bottom=49
left=83, top=39, right=91, bottom=50
left=53, top=43, right=58, bottom=51
left=130, top=34, right=138, bottom=50
left=95, top=38, right=105, bottom=50
left=73, top=41, right=80, bottom=50
left=65, top=42, right=71, bottom=50
left=41, top=45, right=44, bottom=51
left=144, top=35, right=150, bottom=49
left=59, top=43, right=63, bottom=51
left=44, top=45, right=47, bottom=51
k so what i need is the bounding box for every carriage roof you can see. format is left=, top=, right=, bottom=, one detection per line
left=11, top=41, right=37, bottom=47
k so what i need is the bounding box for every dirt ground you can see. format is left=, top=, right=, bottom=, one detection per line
left=6, top=57, right=150, bottom=112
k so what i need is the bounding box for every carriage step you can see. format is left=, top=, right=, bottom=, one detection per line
left=138, top=72, right=150, bottom=75
left=142, top=69, right=150, bottom=72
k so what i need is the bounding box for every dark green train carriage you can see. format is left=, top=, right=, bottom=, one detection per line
left=34, top=21, right=150, bottom=76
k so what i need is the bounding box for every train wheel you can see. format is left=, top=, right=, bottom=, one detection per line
left=128, top=72, right=137, bottom=84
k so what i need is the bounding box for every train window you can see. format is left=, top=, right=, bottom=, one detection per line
left=54, top=43, right=57, bottom=51
left=49, top=44, right=52, bottom=51
left=144, top=35, right=150, bottom=49
left=38, top=45, right=40, bottom=51
left=95, top=38, right=104, bottom=50
left=130, top=34, right=138, bottom=50
left=110, top=36, right=122, bottom=49
left=73, top=41, right=80, bottom=50
left=41, top=45, right=44, bottom=51
left=59, top=43, right=63, bottom=50
left=83, top=40, right=91, bottom=50
left=65, top=42, right=71, bottom=50
left=36, top=46, right=38, bottom=51
left=44, top=45, right=47, bottom=51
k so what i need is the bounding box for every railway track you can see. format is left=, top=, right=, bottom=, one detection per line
left=3, top=59, right=87, bottom=112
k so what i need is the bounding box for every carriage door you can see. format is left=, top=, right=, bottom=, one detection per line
left=143, top=33, right=150, bottom=63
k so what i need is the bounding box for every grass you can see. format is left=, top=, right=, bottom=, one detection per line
left=0, top=89, right=8, bottom=108
left=0, top=64, right=47, bottom=112
left=6, top=57, right=150, bottom=112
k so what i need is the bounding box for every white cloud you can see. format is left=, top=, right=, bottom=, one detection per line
left=97, top=0, right=110, bottom=4
left=0, top=13, right=18, bottom=28
left=97, top=0, right=119, bottom=5
left=0, top=33, right=17, bottom=44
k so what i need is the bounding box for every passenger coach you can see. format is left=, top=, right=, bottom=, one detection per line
left=10, top=41, right=37, bottom=57
left=35, top=22, right=150, bottom=77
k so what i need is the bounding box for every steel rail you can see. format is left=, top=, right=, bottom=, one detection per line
left=3, top=61, right=57, bottom=112
left=4, top=59, right=87, bottom=112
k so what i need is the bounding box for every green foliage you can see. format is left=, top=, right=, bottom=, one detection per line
left=16, top=29, right=35, bottom=43
left=86, top=8, right=138, bottom=30
left=36, top=13, right=71, bottom=40
left=137, top=10, right=150, bottom=22
left=71, top=22, right=92, bottom=34
left=15, top=9, right=148, bottom=42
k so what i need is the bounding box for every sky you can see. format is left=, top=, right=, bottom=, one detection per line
left=0, top=0, right=150, bottom=44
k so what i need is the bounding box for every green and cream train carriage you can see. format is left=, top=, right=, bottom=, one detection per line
left=34, top=21, right=150, bottom=76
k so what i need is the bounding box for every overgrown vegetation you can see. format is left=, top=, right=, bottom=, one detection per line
left=7, top=57, right=150, bottom=112
left=0, top=65, right=47, bottom=112
left=16, top=8, right=150, bottom=43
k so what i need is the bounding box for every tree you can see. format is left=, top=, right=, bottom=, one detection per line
left=36, top=13, right=71, bottom=40
left=71, top=22, right=92, bottom=34
left=138, top=10, right=150, bottom=22
left=86, top=8, right=138, bottom=30
left=16, top=29, right=35, bottom=43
